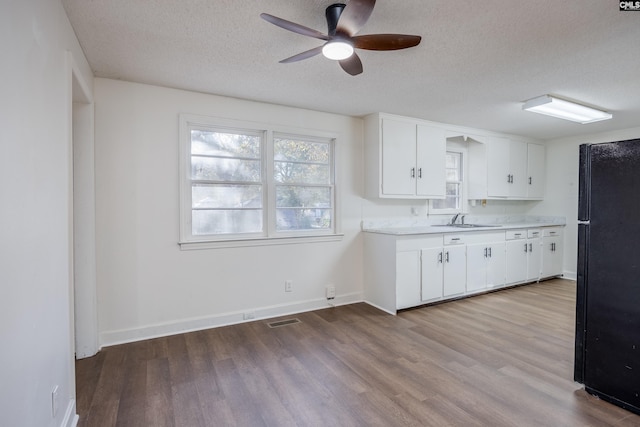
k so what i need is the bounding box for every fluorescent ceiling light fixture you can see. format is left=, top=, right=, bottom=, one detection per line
left=322, top=41, right=354, bottom=60
left=522, top=95, right=612, bottom=124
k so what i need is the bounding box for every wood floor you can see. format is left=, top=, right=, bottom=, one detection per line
left=76, top=279, right=640, bottom=426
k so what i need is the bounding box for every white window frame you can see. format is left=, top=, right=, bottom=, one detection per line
left=429, top=145, right=468, bottom=215
left=179, top=114, right=342, bottom=250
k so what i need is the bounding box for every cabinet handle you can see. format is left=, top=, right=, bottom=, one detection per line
left=524, top=243, right=528, bottom=253
left=551, top=242, right=555, bottom=251
left=488, top=247, right=492, bottom=258
left=484, top=247, right=488, bottom=258
left=529, top=243, right=533, bottom=252
left=445, top=251, right=450, bottom=263
left=507, top=174, right=511, bottom=183
left=418, top=168, right=422, bottom=178
left=411, top=167, right=415, bottom=178
left=529, top=177, right=532, bottom=185
left=438, top=252, right=443, bottom=263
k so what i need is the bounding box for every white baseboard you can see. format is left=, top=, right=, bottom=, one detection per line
left=100, top=291, right=363, bottom=348
left=61, top=399, right=78, bottom=427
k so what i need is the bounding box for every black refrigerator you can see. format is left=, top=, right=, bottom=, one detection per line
left=575, top=139, right=640, bottom=415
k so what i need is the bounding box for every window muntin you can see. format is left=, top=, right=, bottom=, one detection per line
left=180, top=116, right=338, bottom=245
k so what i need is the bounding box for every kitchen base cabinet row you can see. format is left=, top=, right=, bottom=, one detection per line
left=363, top=227, right=564, bottom=314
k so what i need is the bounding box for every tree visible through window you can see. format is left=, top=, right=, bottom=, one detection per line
left=274, top=136, right=333, bottom=231
left=190, top=129, right=263, bottom=235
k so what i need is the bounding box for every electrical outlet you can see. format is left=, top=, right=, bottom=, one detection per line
left=243, top=311, right=255, bottom=320
left=285, top=280, right=292, bottom=292
left=51, top=385, right=59, bottom=418
left=326, top=284, right=336, bottom=299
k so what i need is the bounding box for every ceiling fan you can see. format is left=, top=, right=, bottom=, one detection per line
left=260, top=0, right=422, bottom=76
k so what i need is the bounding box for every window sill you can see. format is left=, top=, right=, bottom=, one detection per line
left=179, top=233, right=344, bottom=250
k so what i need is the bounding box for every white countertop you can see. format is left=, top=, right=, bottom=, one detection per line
left=361, top=215, right=566, bottom=236
left=363, top=223, right=563, bottom=235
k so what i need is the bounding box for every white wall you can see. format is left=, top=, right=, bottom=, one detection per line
left=529, top=126, right=640, bottom=279
left=94, top=79, right=364, bottom=345
left=0, top=1, right=93, bottom=426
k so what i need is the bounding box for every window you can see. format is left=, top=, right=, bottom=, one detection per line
left=430, top=150, right=465, bottom=213
left=180, top=115, right=339, bottom=248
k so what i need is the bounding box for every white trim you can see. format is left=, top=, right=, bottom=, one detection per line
left=61, top=399, right=79, bottom=427
left=179, top=113, right=341, bottom=245
left=179, top=233, right=344, bottom=250
left=100, top=291, right=363, bottom=347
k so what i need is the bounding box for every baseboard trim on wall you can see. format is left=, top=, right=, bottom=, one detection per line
left=61, top=399, right=78, bottom=427
left=99, top=291, right=363, bottom=348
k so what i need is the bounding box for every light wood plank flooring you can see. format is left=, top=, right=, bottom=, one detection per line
left=76, top=279, right=640, bottom=426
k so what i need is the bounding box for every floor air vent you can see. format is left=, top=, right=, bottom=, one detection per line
left=267, top=318, right=301, bottom=328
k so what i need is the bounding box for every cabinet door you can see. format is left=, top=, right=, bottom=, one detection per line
left=541, top=236, right=563, bottom=278
left=381, top=118, right=416, bottom=196
left=421, top=247, right=444, bottom=302
left=444, top=245, right=466, bottom=296
left=486, top=137, right=511, bottom=197
left=396, top=250, right=422, bottom=309
left=466, top=243, right=488, bottom=292
left=506, top=239, right=528, bottom=284
left=509, top=140, right=528, bottom=198
left=486, top=242, right=506, bottom=288
left=527, top=143, right=545, bottom=199
left=416, top=125, right=446, bottom=198
left=526, top=237, right=541, bottom=281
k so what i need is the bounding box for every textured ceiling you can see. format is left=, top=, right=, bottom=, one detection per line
left=62, top=0, right=640, bottom=140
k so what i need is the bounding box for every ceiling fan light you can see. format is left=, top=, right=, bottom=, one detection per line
left=322, top=41, right=354, bottom=60
left=522, top=95, right=612, bottom=124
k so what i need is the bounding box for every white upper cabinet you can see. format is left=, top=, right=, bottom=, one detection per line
left=487, top=139, right=527, bottom=198
left=365, top=113, right=545, bottom=201
left=527, top=143, right=545, bottom=199
left=469, top=137, right=545, bottom=201
left=365, top=114, right=446, bottom=199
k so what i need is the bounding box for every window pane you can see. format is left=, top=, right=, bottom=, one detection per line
left=274, top=139, right=329, bottom=163
left=276, top=186, right=331, bottom=208
left=445, top=169, right=460, bottom=181
left=432, top=197, right=458, bottom=210
left=192, top=184, right=262, bottom=209
left=274, top=162, right=330, bottom=184
left=192, top=209, right=262, bottom=235
left=445, top=182, right=460, bottom=197
left=191, top=130, right=260, bottom=158
left=191, top=156, right=261, bottom=182
left=276, top=208, right=332, bottom=231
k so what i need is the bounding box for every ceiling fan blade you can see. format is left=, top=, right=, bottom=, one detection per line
left=279, top=46, right=324, bottom=63
left=260, top=13, right=329, bottom=41
left=352, top=34, right=422, bottom=50
left=339, top=53, right=363, bottom=76
left=336, top=0, right=376, bottom=36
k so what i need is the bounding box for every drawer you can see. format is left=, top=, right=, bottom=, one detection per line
left=527, top=229, right=542, bottom=238
left=443, top=234, right=465, bottom=245
left=397, top=235, right=442, bottom=251
left=506, top=230, right=526, bottom=240
left=543, top=227, right=563, bottom=237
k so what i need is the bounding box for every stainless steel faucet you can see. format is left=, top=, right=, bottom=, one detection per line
left=461, top=215, right=466, bottom=224
left=450, top=213, right=460, bottom=225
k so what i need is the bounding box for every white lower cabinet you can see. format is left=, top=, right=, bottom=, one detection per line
left=422, top=243, right=466, bottom=300
left=363, top=226, right=563, bottom=314
left=466, top=232, right=506, bottom=293
left=396, top=250, right=422, bottom=309
left=541, top=227, right=563, bottom=279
